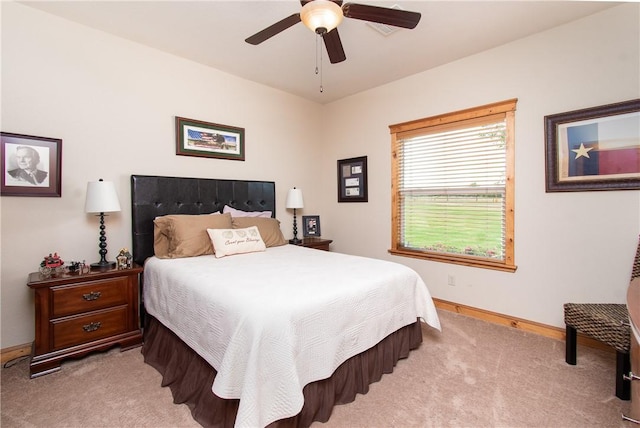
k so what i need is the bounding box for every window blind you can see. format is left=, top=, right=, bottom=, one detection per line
left=397, top=118, right=507, bottom=260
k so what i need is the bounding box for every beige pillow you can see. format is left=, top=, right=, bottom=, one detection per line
left=223, top=205, right=272, bottom=218
left=231, top=217, right=287, bottom=247
left=153, top=213, right=233, bottom=258
left=153, top=216, right=172, bottom=258
left=207, top=226, right=266, bottom=258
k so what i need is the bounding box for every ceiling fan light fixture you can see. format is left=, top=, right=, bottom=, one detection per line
left=300, top=0, right=344, bottom=34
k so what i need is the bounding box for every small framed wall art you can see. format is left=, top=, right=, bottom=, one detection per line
left=337, top=156, right=368, bottom=202
left=544, top=99, right=640, bottom=192
left=175, top=116, right=245, bottom=161
left=1, top=132, right=62, bottom=197
left=302, top=215, right=321, bottom=237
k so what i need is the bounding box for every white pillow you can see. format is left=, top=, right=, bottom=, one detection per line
left=207, top=226, right=266, bottom=258
left=223, top=205, right=272, bottom=218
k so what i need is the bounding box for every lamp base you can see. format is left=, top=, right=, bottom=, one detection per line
left=289, top=238, right=303, bottom=245
left=91, top=260, right=116, bottom=270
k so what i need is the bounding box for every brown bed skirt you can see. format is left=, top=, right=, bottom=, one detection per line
left=142, top=316, right=423, bottom=427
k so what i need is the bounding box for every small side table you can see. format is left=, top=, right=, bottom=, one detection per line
left=27, top=264, right=143, bottom=378
left=295, top=237, right=333, bottom=251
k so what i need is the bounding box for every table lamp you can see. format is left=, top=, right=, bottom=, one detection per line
left=85, top=179, right=121, bottom=269
left=286, top=187, right=304, bottom=244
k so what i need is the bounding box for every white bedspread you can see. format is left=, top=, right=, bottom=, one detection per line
left=143, top=245, right=441, bottom=428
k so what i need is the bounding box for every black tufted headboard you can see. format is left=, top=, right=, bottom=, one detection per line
left=131, top=175, right=276, bottom=266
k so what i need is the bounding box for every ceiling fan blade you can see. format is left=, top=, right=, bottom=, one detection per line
left=342, top=3, right=421, bottom=29
left=245, top=13, right=301, bottom=45
left=322, top=28, right=346, bottom=64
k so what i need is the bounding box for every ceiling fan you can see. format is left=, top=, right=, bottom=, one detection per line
left=245, top=0, right=421, bottom=64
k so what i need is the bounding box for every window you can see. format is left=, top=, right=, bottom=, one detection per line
left=389, top=99, right=517, bottom=272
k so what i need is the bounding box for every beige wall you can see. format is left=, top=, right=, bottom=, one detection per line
left=320, top=4, right=640, bottom=328
left=1, top=2, right=639, bottom=349
left=0, top=3, right=325, bottom=348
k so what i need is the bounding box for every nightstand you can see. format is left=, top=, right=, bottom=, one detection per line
left=296, top=237, right=333, bottom=251
left=27, top=264, right=143, bottom=378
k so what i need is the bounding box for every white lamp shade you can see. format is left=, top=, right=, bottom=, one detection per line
left=300, top=0, right=344, bottom=33
left=85, top=180, right=121, bottom=213
left=286, top=188, right=304, bottom=209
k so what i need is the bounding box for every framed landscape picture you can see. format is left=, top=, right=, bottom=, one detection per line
left=544, top=99, right=640, bottom=192
left=176, top=116, right=245, bottom=161
left=1, top=132, right=62, bottom=197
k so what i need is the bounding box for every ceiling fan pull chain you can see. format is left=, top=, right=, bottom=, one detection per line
left=315, top=34, right=323, bottom=93
left=319, top=43, right=324, bottom=93
left=315, top=34, right=319, bottom=75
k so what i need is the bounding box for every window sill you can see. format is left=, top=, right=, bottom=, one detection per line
left=388, top=248, right=517, bottom=273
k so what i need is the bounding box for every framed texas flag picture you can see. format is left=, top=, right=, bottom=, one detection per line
left=545, top=99, right=639, bottom=192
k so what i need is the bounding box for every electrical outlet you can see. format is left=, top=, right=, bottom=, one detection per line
left=448, top=275, right=456, bottom=286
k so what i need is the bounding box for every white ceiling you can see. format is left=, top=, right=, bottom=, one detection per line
left=21, top=1, right=620, bottom=104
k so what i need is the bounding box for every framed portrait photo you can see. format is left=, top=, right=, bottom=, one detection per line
left=302, top=215, right=321, bottom=237
left=544, top=99, right=640, bottom=192
left=338, top=156, right=368, bottom=202
left=176, top=116, right=245, bottom=161
left=1, top=132, right=62, bottom=197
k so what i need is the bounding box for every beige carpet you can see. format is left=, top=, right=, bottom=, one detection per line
left=1, top=310, right=632, bottom=427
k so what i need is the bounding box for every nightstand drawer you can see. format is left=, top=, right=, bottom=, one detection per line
left=51, top=277, right=128, bottom=318
left=52, top=306, right=128, bottom=350
left=297, top=237, right=333, bottom=251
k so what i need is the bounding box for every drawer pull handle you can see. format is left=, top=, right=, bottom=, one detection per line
left=82, top=291, right=101, bottom=301
left=82, top=321, right=101, bottom=332
left=623, top=371, right=640, bottom=382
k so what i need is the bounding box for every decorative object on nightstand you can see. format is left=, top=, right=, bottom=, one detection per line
left=27, top=264, right=143, bottom=378
left=116, top=248, right=132, bottom=269
left=302, top=215, right=321, bottom=237
left=39, top=252, right=65, bottom=277
left=66, top=260, right=90, bottom=274
left=286, top=187, right=304, bottom=244
left=85, top=179, right=121, bottom=270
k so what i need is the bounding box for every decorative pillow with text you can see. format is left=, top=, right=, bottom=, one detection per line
left=207, top=226, right=266, bottom=258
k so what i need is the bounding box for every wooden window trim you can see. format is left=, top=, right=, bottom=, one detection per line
left=389, top=99, right=518, bottom=133
left=389, top=99, right=518, bottom=272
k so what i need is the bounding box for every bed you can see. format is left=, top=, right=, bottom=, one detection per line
left=131, top=174, right=441, bottom=428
